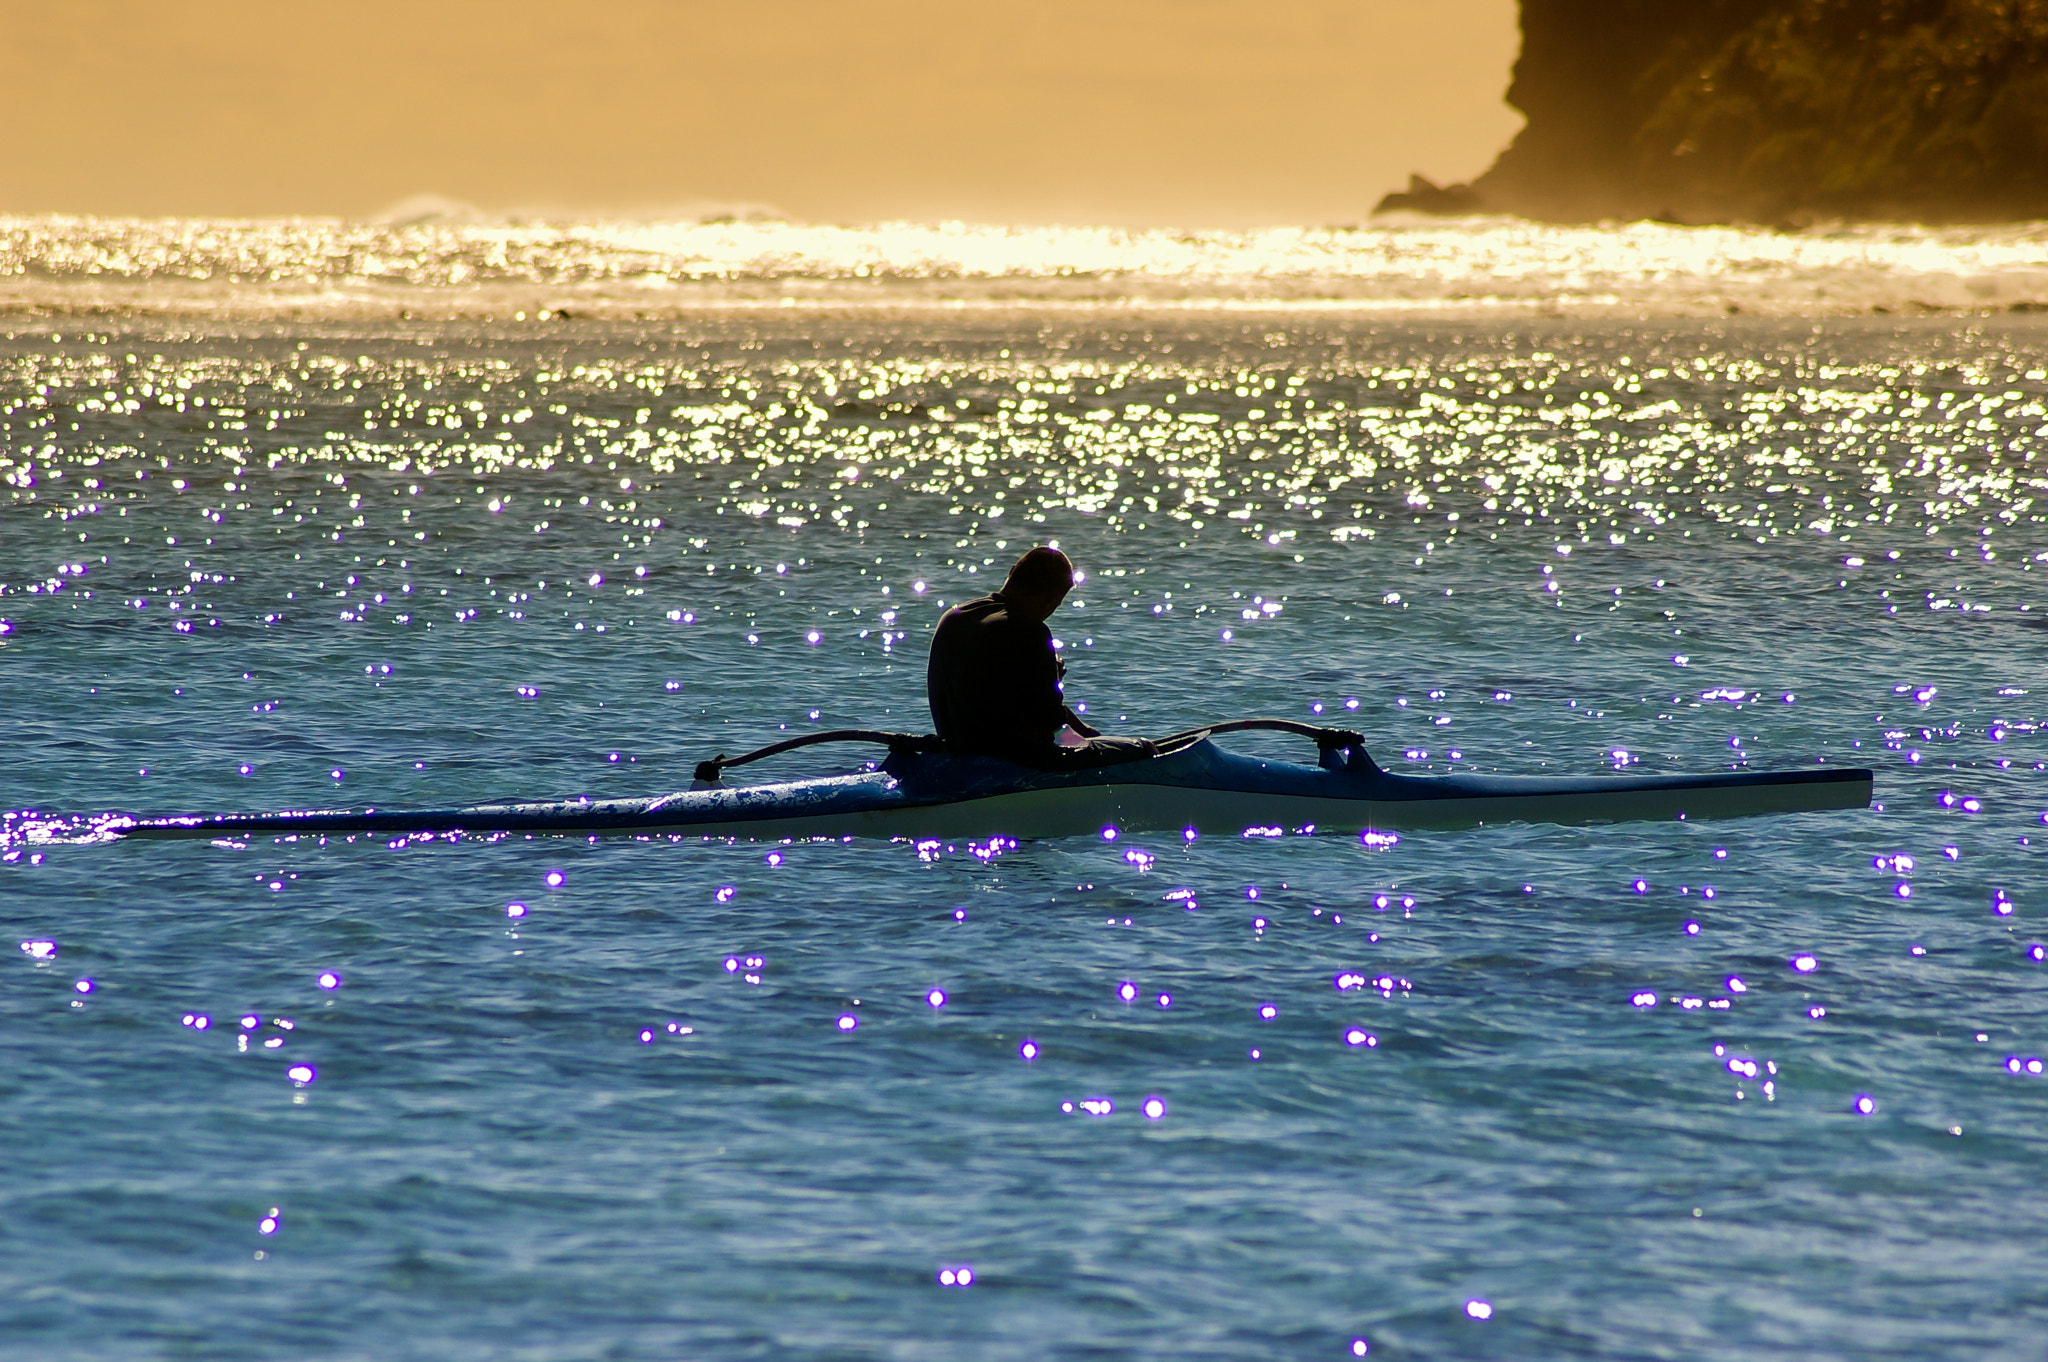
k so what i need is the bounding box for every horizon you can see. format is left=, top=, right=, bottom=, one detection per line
left=2, top=1, right=1521, bottom=228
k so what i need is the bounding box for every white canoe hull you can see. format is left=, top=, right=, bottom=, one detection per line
left=114, top=740, right=1875, bottom=844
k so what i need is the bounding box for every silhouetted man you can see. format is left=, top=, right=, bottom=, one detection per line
left=927, top=546, right=1156, bottom=769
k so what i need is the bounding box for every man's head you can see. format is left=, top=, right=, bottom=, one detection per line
left=999, top=546, right=1074, bottom=622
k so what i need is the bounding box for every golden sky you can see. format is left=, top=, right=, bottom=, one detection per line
left=2, top=0, right=1521, bottom=225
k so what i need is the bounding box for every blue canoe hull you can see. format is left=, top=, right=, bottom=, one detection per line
left=118, top=740, right=1873, bottom=842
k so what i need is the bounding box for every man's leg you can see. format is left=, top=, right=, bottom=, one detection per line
left=1041, top=736, right=1158, bottom=770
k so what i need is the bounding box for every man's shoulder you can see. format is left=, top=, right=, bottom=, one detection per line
left=938, top=594, right=1004, bottom=627
left=934, top=595, right=1047, bottom=648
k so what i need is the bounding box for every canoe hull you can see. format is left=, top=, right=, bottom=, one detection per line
left=120, top=740, right=1874, bottom=843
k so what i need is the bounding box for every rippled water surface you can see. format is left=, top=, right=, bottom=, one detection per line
left=8, top=213, right=2048, bottom=316
left=4, top=305, right=2047, bottom=1360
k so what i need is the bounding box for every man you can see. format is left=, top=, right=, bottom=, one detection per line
left=926, top=546, right=1156, bottom=769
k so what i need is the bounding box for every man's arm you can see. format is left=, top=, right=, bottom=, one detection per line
left=993, top=617, right=1072, bottom=745
left=1062, top=704, right=1100, bottom=739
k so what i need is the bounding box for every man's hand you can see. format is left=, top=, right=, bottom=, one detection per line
left=1064, top=707, right=1102, bottom=740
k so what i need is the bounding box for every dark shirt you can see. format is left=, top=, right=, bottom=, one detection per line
left=927, top=592, right=1066, bottom=760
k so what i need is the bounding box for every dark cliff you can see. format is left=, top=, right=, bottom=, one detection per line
left=1381, top=0, right=2048, bottom=223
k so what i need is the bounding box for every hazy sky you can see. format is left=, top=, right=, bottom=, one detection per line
left=3, top=0, right=1521, bottom=226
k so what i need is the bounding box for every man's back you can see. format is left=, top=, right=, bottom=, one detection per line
left=926, top=593, right=1064, bottom=759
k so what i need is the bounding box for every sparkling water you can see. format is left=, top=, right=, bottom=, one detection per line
left=4, top=248, right=2046, bottom=1358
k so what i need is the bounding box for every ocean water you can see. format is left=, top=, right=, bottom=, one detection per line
left=3, top=219, right=2048, bottom=1360
left=7, top=212, right=2048, bottom=318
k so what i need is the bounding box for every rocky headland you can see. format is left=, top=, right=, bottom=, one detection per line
left=1381, top=0, right=2048, bottom=223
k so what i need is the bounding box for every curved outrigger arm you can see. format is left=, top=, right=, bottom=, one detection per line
left=692, top=718, right=1373, bottom=781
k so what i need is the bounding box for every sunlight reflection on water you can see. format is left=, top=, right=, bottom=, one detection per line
left=1, top=305, right=2045, bottom=1358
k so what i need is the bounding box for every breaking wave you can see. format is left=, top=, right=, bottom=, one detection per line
left=4, top=213, right=2048, bottom=321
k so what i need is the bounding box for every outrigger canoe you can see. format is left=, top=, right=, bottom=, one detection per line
left=109, top=721, right=1872, bottom=844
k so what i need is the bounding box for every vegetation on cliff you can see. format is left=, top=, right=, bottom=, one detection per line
left=1382, top=0, right=2048, bottom=223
